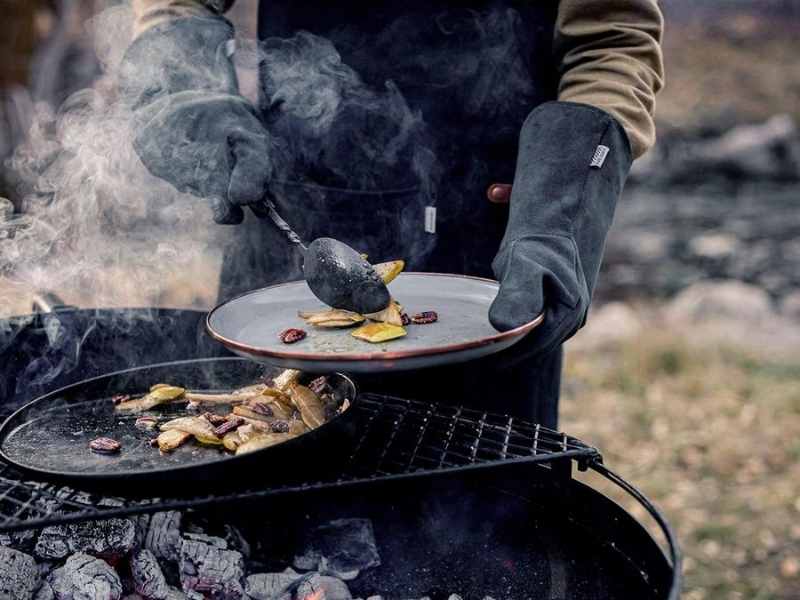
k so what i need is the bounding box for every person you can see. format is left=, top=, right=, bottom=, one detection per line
left=120, top=0, right=664, bottom=428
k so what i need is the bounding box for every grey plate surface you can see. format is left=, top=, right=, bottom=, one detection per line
left=207, top=273, right=543, bottom=373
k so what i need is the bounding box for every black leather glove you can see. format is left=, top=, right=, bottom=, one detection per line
left=489, top=101, right=632, bottom=355
left=118, top=17, right=275, bottom=224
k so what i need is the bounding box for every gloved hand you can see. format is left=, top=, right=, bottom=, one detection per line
left=118, top=17, right=275, bottom=224
left=489, top=101, right=632, bottom=355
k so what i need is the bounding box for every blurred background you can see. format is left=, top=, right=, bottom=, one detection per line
left=0, top=1, right=799, bottom=598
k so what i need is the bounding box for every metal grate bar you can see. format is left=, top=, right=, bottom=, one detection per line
left=0, top=393, right=599, bottom=533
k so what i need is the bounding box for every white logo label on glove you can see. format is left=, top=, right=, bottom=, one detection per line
left=590, top=145, right=610, bottom=169
left=424, top=206, right=437, bottom=234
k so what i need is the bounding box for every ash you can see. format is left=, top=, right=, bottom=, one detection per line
left=0, top=512, right=489, bottom=600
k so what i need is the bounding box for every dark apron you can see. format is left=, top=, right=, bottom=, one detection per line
left=221, top=0, right=562, bottom=426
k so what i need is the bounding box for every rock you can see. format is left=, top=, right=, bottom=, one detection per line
left=573, top=302, right=643, bottom=349
left=35, top=519, right=136, bottom=560
left=48, top=553, right=122, bottom=600
left=689, top=233, right=740, bottom=259
left=693, top=115, right=798, bottom=180
left=179, top=534, right=244, bottom=599
left=666, top=280, right=775, bottom=324
left=130, top=550, right=169, bottom=600
left=780, top=291, right=800, bottom=321
left=293, top=519, right=380, bottom=581
left=0, top=546, right=39, bottom=599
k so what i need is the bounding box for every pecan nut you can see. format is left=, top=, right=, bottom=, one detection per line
left=202, top=412, right=227, bottom=426
left=213, top=417, right=245, bottom=437
left=270, top=420, right=290, bottom=433
left=248, top=401, right=274, bottom=417
left=89, top=437, right=121, bottom=454
left=411, top=311, right=438, bottom=324
left=279, top=328, right=307, bottom=344
left=307, top=376, right=331, bottom=395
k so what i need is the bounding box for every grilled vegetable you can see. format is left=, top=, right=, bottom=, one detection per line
left=365, top=300, right=404, bottom=326
left=235, top=433, right=294, bottom=455
left=260, top=387, right=294, bottom=411
left=222, top=431, right=242, bottom=452
left=233, top=403, right=274, bottom=423
left=299, top=308, right=365, bottom=328
left=373, top=260, right=405, bottom=284
left=160, top=416, right=220, bottom=445
left=156, top=429, right=192, bottom=453
left=351, top=322, right=407, bottom=343
left=273, top=369, right=301, bottom=391
left=116, top=385, right=185, bottom=413
left=183, top=384, right=267, bottom=405
left=288, top=384, right=326, bottom=429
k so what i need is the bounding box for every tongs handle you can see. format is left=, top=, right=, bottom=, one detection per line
left=249, top=194, right=307, bottom=251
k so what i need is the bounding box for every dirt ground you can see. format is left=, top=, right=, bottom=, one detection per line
left=564, top=314, right=800, bottom=600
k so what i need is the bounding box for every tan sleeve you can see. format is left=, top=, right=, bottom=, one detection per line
left=132, top=0, right=235, bottom=37
left=555, top=0, right=664, bottom=158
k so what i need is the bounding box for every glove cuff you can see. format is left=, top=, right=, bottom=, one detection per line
left=503, top=101, right=631, bottom=242
left=118, top=16, right=238, bottom=110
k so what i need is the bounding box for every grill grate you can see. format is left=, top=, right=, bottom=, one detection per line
left=0, top=394, right=600, bottom=533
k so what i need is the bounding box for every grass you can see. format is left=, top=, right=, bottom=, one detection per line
left=562, top=329, right=800, bottom=599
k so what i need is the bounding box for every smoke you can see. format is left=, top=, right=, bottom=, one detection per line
left=0, top=3, right=539, bottom=400
left=1, top=4, right=221, bottom=318
left=260, top=31, right=436, bottom=192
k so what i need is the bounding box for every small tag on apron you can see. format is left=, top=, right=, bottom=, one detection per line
left=424, top=206, right=437, bottom=234
left=590, top=145, right=609, bottom=169
left=224, top=39, right=237, bottom=58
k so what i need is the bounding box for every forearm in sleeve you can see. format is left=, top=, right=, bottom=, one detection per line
left=555, top=0, right=665, bottom=158
left=132, top=0, right=236, bottom=36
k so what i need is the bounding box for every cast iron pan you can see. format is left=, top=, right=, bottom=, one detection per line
left=206, top=273, right=544, bottom=373
left=0, top=357, right=357, bottom=496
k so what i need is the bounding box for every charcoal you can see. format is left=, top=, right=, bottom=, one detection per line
left=35, top=519, right=136, bottom=560
left=34, top=583, right=55, bottom=600
left=131, top=549, right=169, bottom=600
left=183, top=533, right=227, bottom=549
left=293, top=519, right=380, bottom=580
left=222, top=525, right=250, bottom=560
left=243, top=571, right=298, bottom=600
left=447, top=596, right=463, bottom=600
left=296, top=574, right=352, bottom=600
left=0, top=546, right=39, bottom=599
left=143, top=512, right=182, bottom=562
left=0, top=528, right=37, bottom=552
left=179, top=534, right=244, bottom=599
left=48, top=552, right=123, bottom=600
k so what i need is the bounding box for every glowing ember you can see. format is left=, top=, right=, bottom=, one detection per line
left=303, top=591, right=325, bottom=600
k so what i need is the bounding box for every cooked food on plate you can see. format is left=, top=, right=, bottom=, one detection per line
left=295, top=258, right=437, bottom=344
